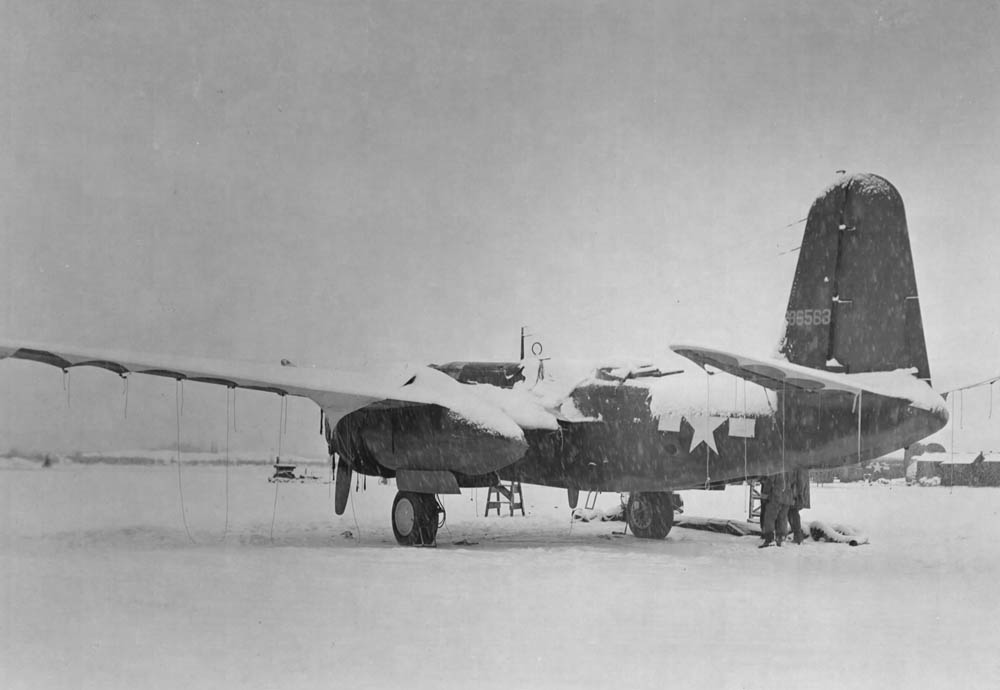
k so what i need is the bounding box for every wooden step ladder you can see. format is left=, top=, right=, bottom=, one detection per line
left=485, top=481, right=525, bottom=517
left=748, top=480, right=763, bottom=523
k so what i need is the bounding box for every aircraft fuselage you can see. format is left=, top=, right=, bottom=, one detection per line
left=506, top=381, right=946, bottom=491
left=332, top=370, right=947, bottom=494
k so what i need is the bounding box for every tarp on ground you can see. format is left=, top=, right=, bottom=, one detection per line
left=674, top=516, right=762, bottom=537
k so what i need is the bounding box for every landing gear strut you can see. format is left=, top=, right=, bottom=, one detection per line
left=391, top=491, right=440, bottom=546
left=626, top=492, right=675, bottom=539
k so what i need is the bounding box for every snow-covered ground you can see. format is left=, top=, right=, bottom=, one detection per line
left=2, top=461, right=998, bottom=690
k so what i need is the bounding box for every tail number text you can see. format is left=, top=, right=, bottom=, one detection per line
left=786, top=309, right=832, bottom=327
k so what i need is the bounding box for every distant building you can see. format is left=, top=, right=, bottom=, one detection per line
left=810, top=453, right=906, bottom=484
left=904, top=441, right=946, bottom=481
left=916, top=451, right=1000, bottom=486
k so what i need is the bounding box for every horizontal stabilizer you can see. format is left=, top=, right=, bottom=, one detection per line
left=670, top=344, right=945, bottom=412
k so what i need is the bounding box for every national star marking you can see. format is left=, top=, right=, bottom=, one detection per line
left=686, top=415, right=727, bottom=454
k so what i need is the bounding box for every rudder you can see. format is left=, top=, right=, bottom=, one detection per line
left=778, top=173, right=930, bottom=382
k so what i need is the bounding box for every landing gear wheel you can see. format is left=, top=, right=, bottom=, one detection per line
left=391, top=492, right=440, bottom=546
left=626, top=492, right=675, bottom=539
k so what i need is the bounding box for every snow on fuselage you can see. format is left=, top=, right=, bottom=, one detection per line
left=507, top=355, right=946, bottom=491
left=502, top=354, right=783, bottom=491
left=333, top=352, right=947, bottom=493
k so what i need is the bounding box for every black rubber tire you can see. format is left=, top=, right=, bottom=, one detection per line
left=391, top=491, right=439, bottom=546
left=626, top=492, right=675, bottom=539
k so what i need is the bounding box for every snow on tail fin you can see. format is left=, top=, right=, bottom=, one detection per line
left=778, top=173, right=930, bottom=382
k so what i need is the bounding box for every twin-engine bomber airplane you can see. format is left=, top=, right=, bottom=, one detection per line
left=1, top=173, right=949, bottom=545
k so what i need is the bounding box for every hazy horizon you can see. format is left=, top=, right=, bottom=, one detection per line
left=3, top=1, right=999, bottom=454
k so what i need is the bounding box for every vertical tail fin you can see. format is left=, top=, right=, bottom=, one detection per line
left=778, top=173, right=930, bottom=382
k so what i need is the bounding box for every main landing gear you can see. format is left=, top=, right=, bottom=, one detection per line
left=391, top=491, right=442, bottom=546
left=626, top=492, right=675, bottom=539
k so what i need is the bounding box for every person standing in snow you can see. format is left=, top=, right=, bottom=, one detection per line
left=758, top=474, right=773, bottom=547
left=759, top=471, right=793, bottom=548
left=787, top=468, right=811, bottom=544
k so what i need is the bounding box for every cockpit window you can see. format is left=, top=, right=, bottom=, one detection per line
left=430, top=362, right=525, bottom=389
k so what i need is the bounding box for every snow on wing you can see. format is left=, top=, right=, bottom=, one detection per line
left=0, top=338, right=525, bottom=440
left=670, top=344, right=945, bottom=412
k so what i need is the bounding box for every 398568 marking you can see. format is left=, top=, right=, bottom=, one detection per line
left=785, top=308, right=831, bottom=326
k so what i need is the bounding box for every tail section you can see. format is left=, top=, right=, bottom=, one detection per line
left=779, top=173, right=930, bottom=382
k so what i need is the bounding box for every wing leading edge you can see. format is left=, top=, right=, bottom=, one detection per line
left=0, top=338, right=525, bottom=440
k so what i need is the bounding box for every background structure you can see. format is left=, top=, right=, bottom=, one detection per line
left=3, top=1, right=999, bottom=454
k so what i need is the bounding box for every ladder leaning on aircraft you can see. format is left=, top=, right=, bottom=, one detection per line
left=0, top=173, right=950, bottom=546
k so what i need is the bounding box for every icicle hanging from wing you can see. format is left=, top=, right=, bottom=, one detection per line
left=0, top=338, right=526, bottom=442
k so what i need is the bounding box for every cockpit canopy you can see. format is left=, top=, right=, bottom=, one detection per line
left=430, top=361, right=524, bottom=389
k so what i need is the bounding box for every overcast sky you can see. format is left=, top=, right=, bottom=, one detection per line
left=2, top=1, right=999, bottom=454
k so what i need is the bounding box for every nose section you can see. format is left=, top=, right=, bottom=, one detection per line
left=910, top=397, right=949, bottom=441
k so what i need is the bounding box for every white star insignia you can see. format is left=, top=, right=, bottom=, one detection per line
left=687, top=416, right=727, bottom=454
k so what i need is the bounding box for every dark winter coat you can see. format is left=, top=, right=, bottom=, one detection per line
left=768, top=471, right=794, bottom=506
left=792, top=468, right=811, bottom=509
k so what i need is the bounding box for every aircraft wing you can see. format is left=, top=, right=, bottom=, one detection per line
left=0, top=338, right=525, bottom=440
left=939, top=373, right=1000, bottom=398
left=670, top=344, right=945, bottom=412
